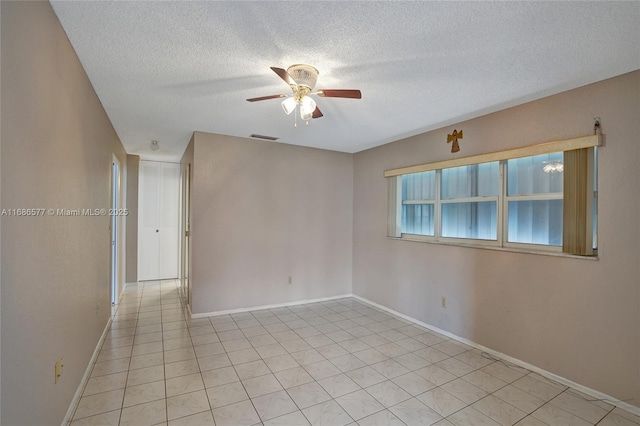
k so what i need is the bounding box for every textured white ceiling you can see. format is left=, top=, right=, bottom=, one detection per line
left=50, top=1, right=639, bottom=160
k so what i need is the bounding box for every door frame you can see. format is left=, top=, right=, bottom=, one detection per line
left=110, top=154, right=122, bottom=305
left=180, top=163, right=192, bottom=308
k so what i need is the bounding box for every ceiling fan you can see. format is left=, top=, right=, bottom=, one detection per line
left=246, top=64, right=361, bottom=125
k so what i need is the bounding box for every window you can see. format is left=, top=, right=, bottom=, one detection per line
left=506, top=153, right=563, bottom=246
left=441, top=162, right=499, bottom=240
left=386, top=135, right=599, bottom=255
left=401, top=171, right=435, bottom=236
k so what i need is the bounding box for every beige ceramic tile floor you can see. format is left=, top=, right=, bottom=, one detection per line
left=68, top=280, right=640, bottom=426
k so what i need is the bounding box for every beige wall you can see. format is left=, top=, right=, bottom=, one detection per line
left=1, top=2, right=128, bottom=424
left=186, top=132, right=353, bottom=314
left=353, top=70, right=640, bottom=407
left=126, top=154, right=139, bottom=283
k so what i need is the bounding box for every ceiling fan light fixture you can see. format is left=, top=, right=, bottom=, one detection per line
left=287, top=64, right=319, bottom=90
left=281, top=97, right=297, bottom=115
left=300, top=96, right=316, bottom=120
left=246, top=65, right=361, bottom=124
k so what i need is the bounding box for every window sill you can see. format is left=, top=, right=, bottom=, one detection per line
left=387, top=235, right=599, bottom=260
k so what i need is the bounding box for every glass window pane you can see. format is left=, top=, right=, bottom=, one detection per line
left=507, top=152, right=563, bottom=196
left=441, top=162, right=499, bottom=199
left=402, top=171, right=436, bottom=201
left=508, top=200, right=563, bottom=245
left=441, top=201, right=497, bottom=240
left=592, top=195, right=597, bottom=249
left=402, top=204, right=435, bottom=236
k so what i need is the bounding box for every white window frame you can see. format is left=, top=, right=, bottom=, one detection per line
left=437, top=164, right=501, bottom=246
left=388, top=135, right=600, bottom=256
left=502, top=198, right=564, bottom=251
left=402, top=166, right=503, bottom=248
left=401, top=170, right=437, bottom=238
left=501, top=158, right=564, bottom=252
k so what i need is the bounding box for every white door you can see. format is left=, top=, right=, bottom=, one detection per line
left=138, top=161, right=180, bottom=281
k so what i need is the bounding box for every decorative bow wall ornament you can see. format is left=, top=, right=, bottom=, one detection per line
left=447, top=129, right=463, bottom=153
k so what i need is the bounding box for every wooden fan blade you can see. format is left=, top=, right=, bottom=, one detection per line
left=271, top=67, right=296, bottom=86
left=246, top=94, right=287, bottom=102
left=316, top=89, right=361, bottom=99
left=312, top=107, right=323, bottom=119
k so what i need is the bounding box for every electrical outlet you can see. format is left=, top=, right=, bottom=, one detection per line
left=288, top=276, right=292, bottom=285
left=441, top=296, right=447, bottom=308
left=96, top=301, right=101, bottom=316
left=55, top=358, right=64, bottom=384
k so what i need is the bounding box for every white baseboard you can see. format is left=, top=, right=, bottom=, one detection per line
left=351, top=294, right=640, bottom=417
left=61, top=315, right=113, bottom=426
left=190, top=294, right=352, bottom=318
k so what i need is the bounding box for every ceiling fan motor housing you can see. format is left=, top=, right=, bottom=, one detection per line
left=287, top=64, right=319, bottom=90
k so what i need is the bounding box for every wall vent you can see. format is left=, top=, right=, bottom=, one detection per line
left=250, top=134, right=279, bottom=141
